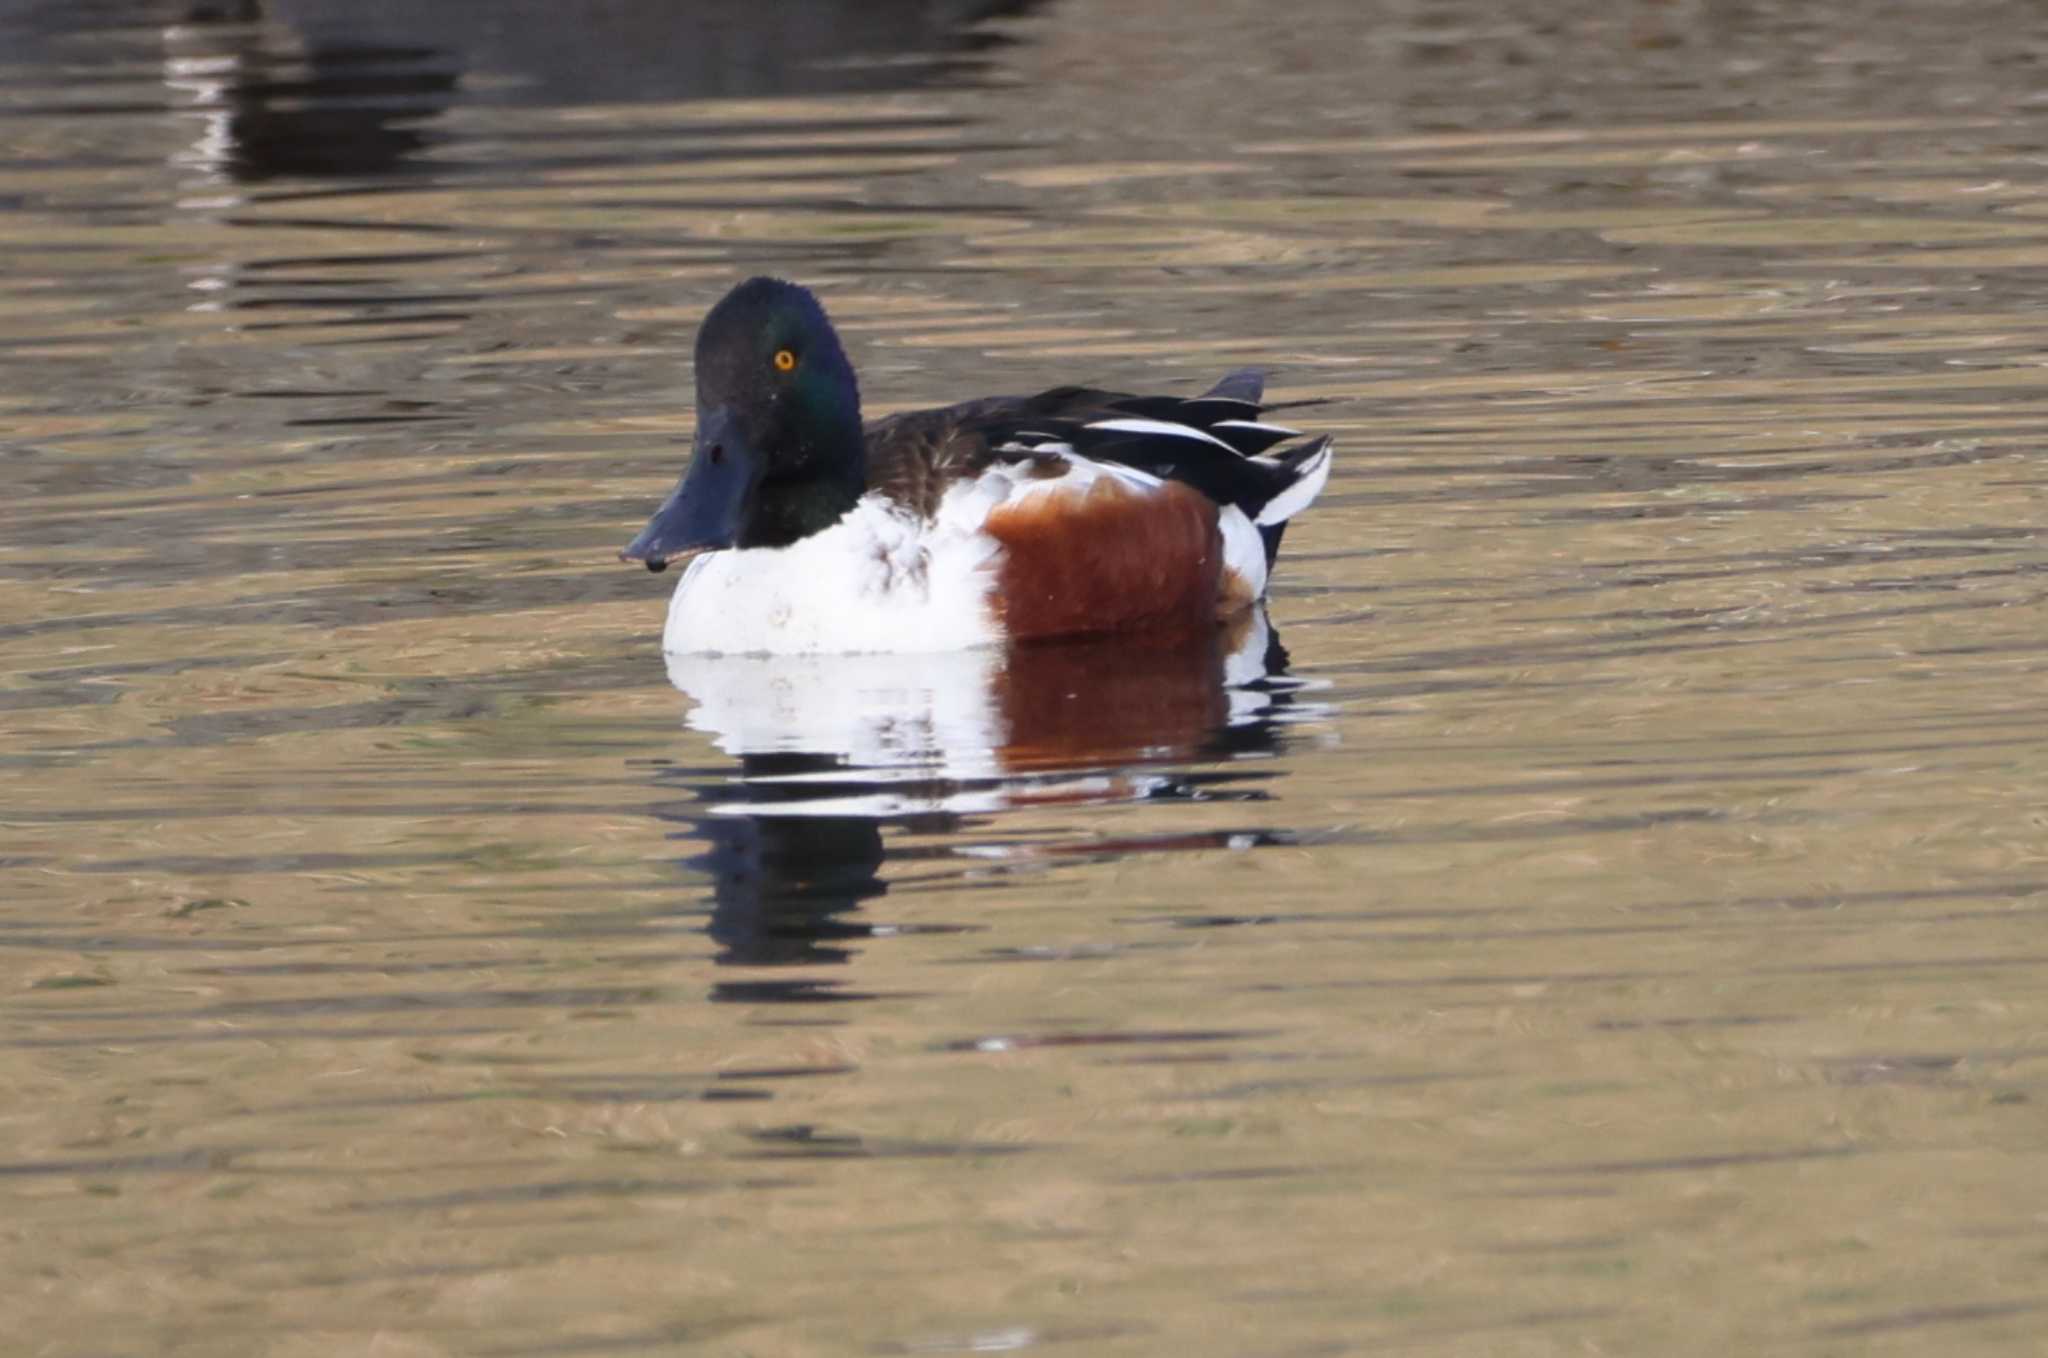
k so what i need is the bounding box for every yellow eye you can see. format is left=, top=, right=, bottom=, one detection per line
left=772, top=348, right=797, bottom=372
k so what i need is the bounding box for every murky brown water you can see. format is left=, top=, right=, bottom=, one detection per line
left=6, top=1, right=2048, bottom=1353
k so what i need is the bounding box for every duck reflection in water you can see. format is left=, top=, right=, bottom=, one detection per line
left=653, top=611, right=1317, bottom=982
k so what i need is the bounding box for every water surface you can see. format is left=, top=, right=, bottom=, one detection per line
left=5, top=1, right=2048, bottom=1354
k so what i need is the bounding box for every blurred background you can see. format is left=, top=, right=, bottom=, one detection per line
left=5, top=2, right=2048, bottom=1355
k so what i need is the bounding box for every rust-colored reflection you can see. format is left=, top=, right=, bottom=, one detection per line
left=992, top=608, right=1280, bottom=770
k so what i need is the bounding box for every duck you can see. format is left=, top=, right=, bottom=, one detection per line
left=620, top=277, right=1334, bottom=655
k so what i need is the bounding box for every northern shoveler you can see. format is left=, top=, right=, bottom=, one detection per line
left=620, top=277, right=1334, bottom=654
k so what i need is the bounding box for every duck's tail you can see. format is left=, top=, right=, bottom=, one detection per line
left=1248, top=434, right=1334, bottom=566
left=1196, top=369, right=1336, bottom=566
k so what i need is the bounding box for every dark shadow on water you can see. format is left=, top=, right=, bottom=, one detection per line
left=689, top=764, right=889, bottom=969
left=12, top=0, right=1050, bottom=180
left=647, top=615, right=1322, bottom=986
left=161, top=19, right=460, bottom=182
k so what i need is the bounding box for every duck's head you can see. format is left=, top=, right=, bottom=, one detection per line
left=622, top=277, right=864, bottom=570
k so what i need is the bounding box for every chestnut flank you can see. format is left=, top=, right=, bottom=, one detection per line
left=985, top=476, right=1245, bottom=641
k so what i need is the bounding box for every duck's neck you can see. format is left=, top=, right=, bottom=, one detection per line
left=744, top=460, right=865, bottom=548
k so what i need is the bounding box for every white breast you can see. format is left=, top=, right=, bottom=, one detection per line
left=661, top=495, right=1003, bottom=655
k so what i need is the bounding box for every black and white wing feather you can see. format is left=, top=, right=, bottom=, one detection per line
left=941, top=368, right=1335, bottom=564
